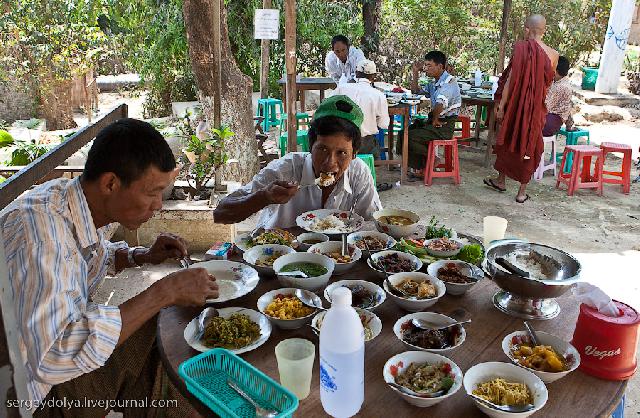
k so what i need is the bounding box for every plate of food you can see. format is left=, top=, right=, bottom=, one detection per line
left=393, top=312, right=466, bottom=352
left=272, top=252, right=335, bottom=291
left=234, top=228, right=297, bottom=252
left=196, top=260, right=261, bottom=303
left=307, top=241, right=362, bottom=274
left=257, top=288, right=319, bottom=329
left=297, top=232, right=330, bottom=251
left=464, top=362, right=548, bottom=418
left=296, top=209, right=364, bottom=234
left=347, top=230, right=396, bottom=255
left=424, top=237, right=464, bottom=258
left=502, top=331, right=580, bottom=383
left=312, top=307, right=382, bottom=342
left=383, top=351, right=463, bottom=407
left=373, top=209, right=420, bottom=239
left=367, top=250, right=423, bottom=278
left=384, top=272, right=445, bottom=311
left=242, top=244, right=296, bottom=275
left=427, top=260, right=483, bottom=295
left=183, top=307, right=271, bottom=354
left=324, top=279, right=386, bottom=310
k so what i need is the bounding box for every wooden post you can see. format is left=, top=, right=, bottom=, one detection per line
left=595, top=0, right=635, bottom=94
left=496, top=0, right=512, bottom=74
left=212, top=0, right=222, bottom=126
left=285, top=0, right=297, bottom=153
left=260, top=0, right=273, bottom=99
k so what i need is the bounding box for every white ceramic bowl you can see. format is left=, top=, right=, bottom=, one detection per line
left=501, top=330, right=581, bottom=383
left=424, top=238, right=464, bottom=258
left=463, top=362, right=548, bottom=418
left=346, top=230, right=396, bottom=256
left=373, top=209, right=421, bottom=239
left=312, top=308, right=382, bottom=342
left=367, top=250, right=423, bottom=279
left=427, top=260, right=483, bottom=296
left=384, top=272, right=445, bottom=311
left=324, top=280, right=386, bottom=310
left=307, top=241, right=362, bottom=274
left=296, top=232, right=329, bottom=251
left=393, top=312, right=466, bottom=353
left=242, top=244, right=296, bottom=275
left=256, top=288, right=319, bottom=329
left=383, top=351, right=463, bottom=407
left=273, top=252, right=335, bottom=291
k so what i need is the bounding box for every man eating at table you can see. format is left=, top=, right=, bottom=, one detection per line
left=214, top=95, right=382, bottom=228
left=325, top=35, right=366, bottom=84
left=0, top=118, right=218, bottom=417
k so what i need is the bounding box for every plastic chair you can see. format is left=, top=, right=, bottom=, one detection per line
left=256, top=98, right=284, bottom=132
left=533, top=136, right=557, bottom=180
left=376, top=129, right=387, bottom=160
left=556, top=145, right=603, bottom=196
left=556, top=127, right=590, bottom=173
left=278, top=131, right=309, bottom=156
left=356, top=154, right=376, bottom=184
left=279, top=112, right=311, bottom=132
left=424, top=138, right=460, bottom=186
left=454, top=115, right=473, bottom=147
left=600, top=142, right=632, bottom=194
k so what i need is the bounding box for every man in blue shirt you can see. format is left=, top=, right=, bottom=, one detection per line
left=396, top=51, right=461, bottom=175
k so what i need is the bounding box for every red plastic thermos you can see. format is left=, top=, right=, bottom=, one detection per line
left=571, top=300, right=639, bottom=380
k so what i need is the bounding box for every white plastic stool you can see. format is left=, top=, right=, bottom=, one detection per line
left=533, top=135, right=557, bottom=180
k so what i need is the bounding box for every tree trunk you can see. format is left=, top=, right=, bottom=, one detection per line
left=496, top=0, right=512, bottom=74
left=361, top=0, right=382, bottom=56
left=37, top=78, right=77, bottom=131
left=183, top=0, right=259, bottom=184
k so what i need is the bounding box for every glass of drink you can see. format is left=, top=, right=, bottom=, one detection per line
left=483, top=216, right=508, bottom=248
left=275, top=338, right=315, bottom=399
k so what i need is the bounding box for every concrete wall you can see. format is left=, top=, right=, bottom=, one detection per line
left=0, top=76, right=35, bottom=124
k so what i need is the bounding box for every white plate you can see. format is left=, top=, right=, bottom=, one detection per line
left=243, top=244, right=296, bottom=276
left=233, top=232, right=297, bottom=253
left=195, top=260, right=260, bottom=303
left=296, top=209, right=364, bottom=234
left=183, top=307, right=272, bottom=354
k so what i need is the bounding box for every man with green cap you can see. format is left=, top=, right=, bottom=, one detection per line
left=214, top=95, right=382, bottom=228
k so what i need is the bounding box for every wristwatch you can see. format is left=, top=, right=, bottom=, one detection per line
left=127, top=246, right=145, bottom=267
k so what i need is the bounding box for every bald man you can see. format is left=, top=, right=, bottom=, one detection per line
left=484, top=15, right=559, bottom=203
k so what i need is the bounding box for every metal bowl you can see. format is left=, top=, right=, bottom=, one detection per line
left=484, top=241, right=581, bottom=320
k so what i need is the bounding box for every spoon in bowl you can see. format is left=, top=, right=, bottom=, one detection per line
left=387, top=382, right=447, bottom=398
left=469, top=393, right=535, bottom=413
left=192, top=307, right=219, bottom=343
left=295, top=289, right=326, bottom=310
left=411, top=318, right=471, bottom=331
left=524, top=320, right=540, bottom=346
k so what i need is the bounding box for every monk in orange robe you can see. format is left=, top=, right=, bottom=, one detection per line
left=484, top=15, right=558, bottom=203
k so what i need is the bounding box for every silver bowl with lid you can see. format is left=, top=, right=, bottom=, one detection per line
left=484, top=240, right=581, bottom=320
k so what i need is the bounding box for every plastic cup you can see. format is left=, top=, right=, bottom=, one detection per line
left=275, top=338, right=315, bottom=399
left=483, top=216, right=508, bottom=248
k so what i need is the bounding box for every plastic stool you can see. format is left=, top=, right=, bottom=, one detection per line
left=256, top=98, right=284, bottom=132
left=556, top=145, right=603, bottom=196
left=424, top=138, right=460, bottom=186
left=278, top=130, right=309, bottom=156
left=533, top=136, right=557, bottom=180
left=556, top=127, right=590, bottom=173
left=376, top=129, right=387, bottom=160
left=612, top=395, right=625, bottom=418
left=279, top=112, right=311, bottom=132
left=357, top=154, right=376, bottom=184
left=600, top=142, right=632, bottom=194
left=454, top=115, right=472, bottom=147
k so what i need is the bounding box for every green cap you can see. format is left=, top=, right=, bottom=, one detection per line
left=312, top=95, right=364, bottom=128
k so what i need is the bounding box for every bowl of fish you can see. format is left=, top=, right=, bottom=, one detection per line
left=297, top=232, right=330, bottom=251
left=307, top=241, right=362, bottom=274
left=502, top=330, right=580, bottom=383
left=373, top=209, right=420, bottom=239
left=424, top=237, right=464, bottom=258
left=257, top=288, right=319, bottom=329
left=324, top=280, right=386, bottom=310
left=312, top=308, right=382, bottom=342
left=463, top=362, right=548, bottom=418
left=384, top=272, right=445, bottom=312
left=367, top=250, right=423, bottom=279
left=427, top=260, right=484, bottom=295
left=243, top=244, right=296, bottom=275
left=393, top=312, right=466, bottom=353
left=347, top=230, right=397, bottom=256
left=273, top=252, right=335, bottom=291
left=383, top=351, right=463, bottom=407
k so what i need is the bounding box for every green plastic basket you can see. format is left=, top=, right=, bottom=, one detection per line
left=178, top=348, right=299, bottom=418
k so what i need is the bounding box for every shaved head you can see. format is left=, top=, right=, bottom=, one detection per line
left=525, top=14, right=546, bottom=38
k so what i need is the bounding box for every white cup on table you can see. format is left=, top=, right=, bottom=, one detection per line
left=275, top=338, right=315, bottom=399
left=483, top=216, right=508, bottom=248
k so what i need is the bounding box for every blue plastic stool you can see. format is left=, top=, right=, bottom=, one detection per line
left=256, top=98, right=284, bottom=132
left=612, top=395, right=625, bottom=418
left=556, top=127, right=590, bottom=173
left=357, top=154, right=376, bottom=184
left=376, top=129, right=387, bottom=160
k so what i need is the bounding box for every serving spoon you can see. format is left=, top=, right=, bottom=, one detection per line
left=387, top=382, right=448, bottom=398
left=411, top=318, right=471, bottom=331
left=469, top=393, right=535, bottom=413
left=295, top=289, right=326, bottom=310
left=192, top=307, right=219, bottom=343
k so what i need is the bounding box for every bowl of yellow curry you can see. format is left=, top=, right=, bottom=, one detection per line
left=373, top=209, right=420, bottom=239
left=257, top=288, right=319, bottom=329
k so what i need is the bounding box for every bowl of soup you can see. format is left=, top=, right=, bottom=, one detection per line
left=373, top=209, right=420, bottom=239
left=273, top=252, right=335, bottom=291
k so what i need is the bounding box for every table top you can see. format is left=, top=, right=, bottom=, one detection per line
left=277, top=77, right=336, bottom=86
left=158, top=251, right=626, bottom=418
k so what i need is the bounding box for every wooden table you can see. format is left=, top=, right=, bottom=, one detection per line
left=158, top=256, right=626, bottom=418
left=278, top=77, right=336, bottom=112
left=461, top=96, right=497, bottom=168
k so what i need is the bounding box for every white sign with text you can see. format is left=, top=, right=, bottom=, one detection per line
left=254, top=9, right=279, bottom=40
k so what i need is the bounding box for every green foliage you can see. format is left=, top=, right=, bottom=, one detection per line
left=0, top=130, right=14, bottom=148
left=6, top=141, right=50, bottom=166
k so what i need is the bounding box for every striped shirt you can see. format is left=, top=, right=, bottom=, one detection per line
left=420, top=71, right=462, bottom=117
left=0, top=177, right=126, bottom=403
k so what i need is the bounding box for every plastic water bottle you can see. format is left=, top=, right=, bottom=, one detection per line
left=320, top=287, right=364, bottom=418
left=474, top=69, right=482, bottom=87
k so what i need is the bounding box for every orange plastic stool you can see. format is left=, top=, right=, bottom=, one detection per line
left=454, top=115, right=472, bottom=147
left=556, top=145, right=604, bottom=196
left=600, top=142, right=632, bottom=194
left=424, top=138, right=460, bottom=186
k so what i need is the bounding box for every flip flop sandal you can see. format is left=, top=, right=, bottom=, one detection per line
left=483, top=178, right=506, bottom=192
left=516, top=194, right=530, bottom=203
left=376, top=182, right=393, bottom=192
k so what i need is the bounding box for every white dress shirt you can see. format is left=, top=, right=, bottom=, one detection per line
left=325, top=46, right=366, bottom=83
left=332, top=79, right=391, bottom=136
left=228, top=152, right=383, bottom=229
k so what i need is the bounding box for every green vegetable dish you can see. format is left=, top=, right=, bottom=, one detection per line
left=457, top=244, right=483, bottom=265
left=280, top=262, right=328, bottom=277
left=425, top=216, right=453, bottom=239
left=203, top=313, right=260, bottom=349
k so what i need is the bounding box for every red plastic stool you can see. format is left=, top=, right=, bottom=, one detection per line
left=424, top=138, right=460, bottom=186
left=454, top=115, right=472, bottom=147
left=600, top=142, right=632, bottom=194
left=556, top=145, right=604, bottom=196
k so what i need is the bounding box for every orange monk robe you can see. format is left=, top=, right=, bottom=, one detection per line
left=493, top=39, right=555, bottom=183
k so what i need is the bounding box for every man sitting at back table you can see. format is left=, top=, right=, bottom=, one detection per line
left=214, top=95, right=382, bottom=229
left=396, top=50, right=462, bottom=176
